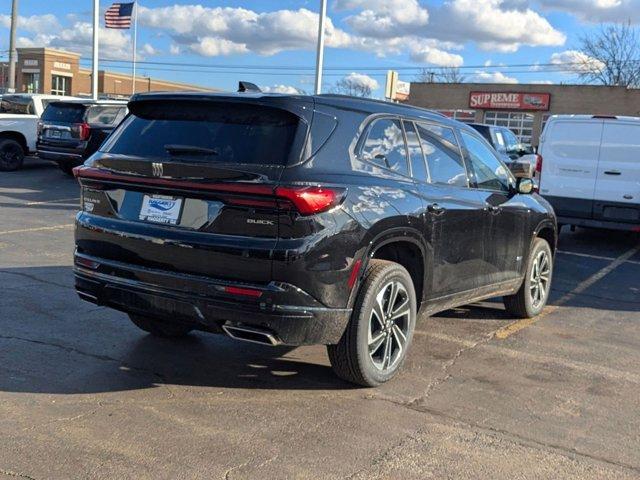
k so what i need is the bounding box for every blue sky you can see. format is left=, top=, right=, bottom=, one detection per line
left=1, top=0, right=636, bottom=96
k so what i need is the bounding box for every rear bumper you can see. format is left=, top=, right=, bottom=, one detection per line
left=37, top=148, right=84, bottom=162
left=74, top=252, right=351, bottom=345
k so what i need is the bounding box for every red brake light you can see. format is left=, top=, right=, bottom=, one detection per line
left=275, top=186, right=344, bottom=215
left=223, top=286, right=263, bottom=298
left=73, top=122, right=91, bottom=140
left=535, top=154, right=543, bottom=173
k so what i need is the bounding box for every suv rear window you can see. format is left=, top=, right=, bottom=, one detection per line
left=0, top=96, right=35, bottom=115
left=41, top=103, right=86, bottom=123
left=86, top=106, right=126, bottom=125
left=102, top=100, right=303, bottom=166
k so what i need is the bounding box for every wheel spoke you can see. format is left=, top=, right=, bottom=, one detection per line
left=386, top=282, right=399, bottom=316
left=372, top=294, right=386, bottom=330
left=390, top=299, right=410, bottom=321
left=382, top=335, right=393, bottom=369
left=368, top=331, right=386, bottom=354
left=391, top=324, right=406, bottom=350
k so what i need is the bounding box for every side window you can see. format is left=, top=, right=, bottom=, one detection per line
left=461, top=131, right=512, bottom=192
left=361, top=118, right=410, bottom=177
left=403, top=121, right=428, bottom=182
left=415, top=122, right=467, bottom=187
left=502, top=129, right=520, bottom=153
left=493, top=129, right=506, bottom=152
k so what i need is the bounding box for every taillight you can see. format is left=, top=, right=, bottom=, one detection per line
left=223, top=286, right=263, bottom=298
left=535, top=154, right=543, bottom=174
left=275, top=186, right=345, bottom=215
left=534, top=154, right=543, bottom=192
left=72, top=122, right=91, bottom=140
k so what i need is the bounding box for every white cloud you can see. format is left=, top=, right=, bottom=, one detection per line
left=429, top=0, right=566, bottom=52
left=550, top=49, right=605, bottom=74
left=469, top=70, right=519, bottom=83
left=409, top=41, right=464, bottom=67
left=531, top=80, right=554, bottom=84
left=0, top=14, right=60, bottom=33
left=262, top=85, right=304, bottom=94
left=342, top=72, right=380, bottom=91
left=335, top=0, right=429, bottom=38
left=538, top=0, right=640, bottom=23
left=141, top=43, right=159, bottom=56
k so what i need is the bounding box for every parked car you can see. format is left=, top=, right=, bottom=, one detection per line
left=538, top=115, right=640, bottom=232
left=469, top=123, right=537, bottom=178
left=73, top=92, right=557, bottom=386
left=37, top=100, right=127, bottom=175
left=0, top=93, right=76, bottom=171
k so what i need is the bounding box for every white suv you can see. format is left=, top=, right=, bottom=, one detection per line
left=538, top=115, right=640, bottom=232
left=0, top=93, right=77, bottom=171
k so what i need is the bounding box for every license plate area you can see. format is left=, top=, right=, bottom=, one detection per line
left=139, top=194, right=183, bottom=225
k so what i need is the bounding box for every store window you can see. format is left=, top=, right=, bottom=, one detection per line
left=437, top=109, right=476, bottom=124
left=23, top=73, right=40, bottom=93
left=51, top=75, right=71, bottom=96
left=484, top=111, right=534, bottom=145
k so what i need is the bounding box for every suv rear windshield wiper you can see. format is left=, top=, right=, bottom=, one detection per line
left=164, top=144, right=219, bottom=157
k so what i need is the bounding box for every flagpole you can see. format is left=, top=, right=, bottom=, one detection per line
left=313, top=0, right=327, bottom=95
left=92, top=0, right=99, bottom=100
left=131, top=1, right=138, bottom=95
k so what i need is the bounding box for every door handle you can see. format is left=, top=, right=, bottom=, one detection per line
left=604, top=170, right=621, bottom=175
left=427, top=203, right=445, bottom=215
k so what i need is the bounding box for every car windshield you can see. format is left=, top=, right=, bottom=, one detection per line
left=102, top=100, right=303, bottom=165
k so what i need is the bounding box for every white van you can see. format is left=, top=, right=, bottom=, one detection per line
left=538, top=115, right=640, bottom=231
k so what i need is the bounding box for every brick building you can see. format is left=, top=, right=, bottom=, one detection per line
left=9, top=47, right=216, bottom=97
left=406, top=82, right=640, bottom=146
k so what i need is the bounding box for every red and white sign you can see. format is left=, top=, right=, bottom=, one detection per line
left=469, top=92, right=551, bottom=111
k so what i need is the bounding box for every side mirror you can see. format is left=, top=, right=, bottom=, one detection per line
left=507, top=159, right=534, bottom=178
left=517, top=177, right=534, bottom=194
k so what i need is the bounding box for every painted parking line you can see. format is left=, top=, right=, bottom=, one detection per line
left=0, top=224, right=74, bottom=236
left=557, top=249, right=640, bottom=266
left=495, top=243, right=640, bottom=339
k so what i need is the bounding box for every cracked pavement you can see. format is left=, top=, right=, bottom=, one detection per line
left=1, top=160, right=639, bottom=479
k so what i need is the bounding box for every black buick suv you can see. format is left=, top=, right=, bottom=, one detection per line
left=73, top=92, right=556, bottom=386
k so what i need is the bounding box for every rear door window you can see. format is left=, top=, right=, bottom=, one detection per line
left=361, top=118, right=410, bottom=177
left=102, top=100, right=304, bottom=166
left=403, top=121, right=428, bottom=182
left=415, top=122, right=467, bottom=187
left=86, top=106, right=127, bottom=125
left=0, top=96, right=34, bottom=115
left=41, top=103, right=86, bottom=123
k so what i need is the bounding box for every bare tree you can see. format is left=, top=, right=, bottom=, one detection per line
left=578, top=21, right=640, bottom=87
left=332, top=77, right=373, bottom=97
left=415, top=67, right=466, bottom=83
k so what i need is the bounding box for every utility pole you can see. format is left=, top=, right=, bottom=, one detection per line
left=8, top=0, right=18, bottom=92
left=313, top=0, right=327, bottom=95
left=92, top=0, right=99, bottom=99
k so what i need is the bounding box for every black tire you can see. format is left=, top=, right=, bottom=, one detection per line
left=0, top=138, right=25, bottom=171
left=327, top=259, right=417, bottom=387
left=128, top=314, right=194, bottom=338
left=503, top=238, right=553, bottom=318
left=57, top=162, right=76, bottom=176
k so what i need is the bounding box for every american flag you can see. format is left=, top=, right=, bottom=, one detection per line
left=105, top=2, right=135, bottom=29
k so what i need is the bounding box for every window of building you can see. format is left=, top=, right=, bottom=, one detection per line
left=360, top=118, right=410, bottom=177
left=23, top=73, right=40, bottom=93
left=437, top=109, right=476, bottom=124
left=51, top=75, right=71, bottom=96
left=484, top=111, right=534, bottom=145
left=415, top=122, right=468, bottom=187
left=460, top=131, right=512, bottom=193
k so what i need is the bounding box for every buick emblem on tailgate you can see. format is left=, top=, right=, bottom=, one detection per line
left=152, top=162, right=163, bottom=177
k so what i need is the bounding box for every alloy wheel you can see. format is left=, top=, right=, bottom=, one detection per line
left=529, top=250, right=551, bottom=309
left=368, top=280, right=411, bottom=371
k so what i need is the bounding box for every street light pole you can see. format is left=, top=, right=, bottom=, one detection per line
left=314, top=0, right=327, bottom=95
left=8, top=0, right=18, bottom=92
left=92, top=0, right=99, bottom=99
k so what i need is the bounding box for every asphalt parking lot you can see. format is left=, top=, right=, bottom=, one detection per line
left=1, top=158, right=639, bottom=480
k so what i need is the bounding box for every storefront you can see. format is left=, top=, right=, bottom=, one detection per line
left=406, top=82, right=640, bottom=146
left=12, top=47, right=215, bottom=98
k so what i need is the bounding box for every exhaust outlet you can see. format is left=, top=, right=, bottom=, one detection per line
left=222, top=324, right=282, bottom=346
